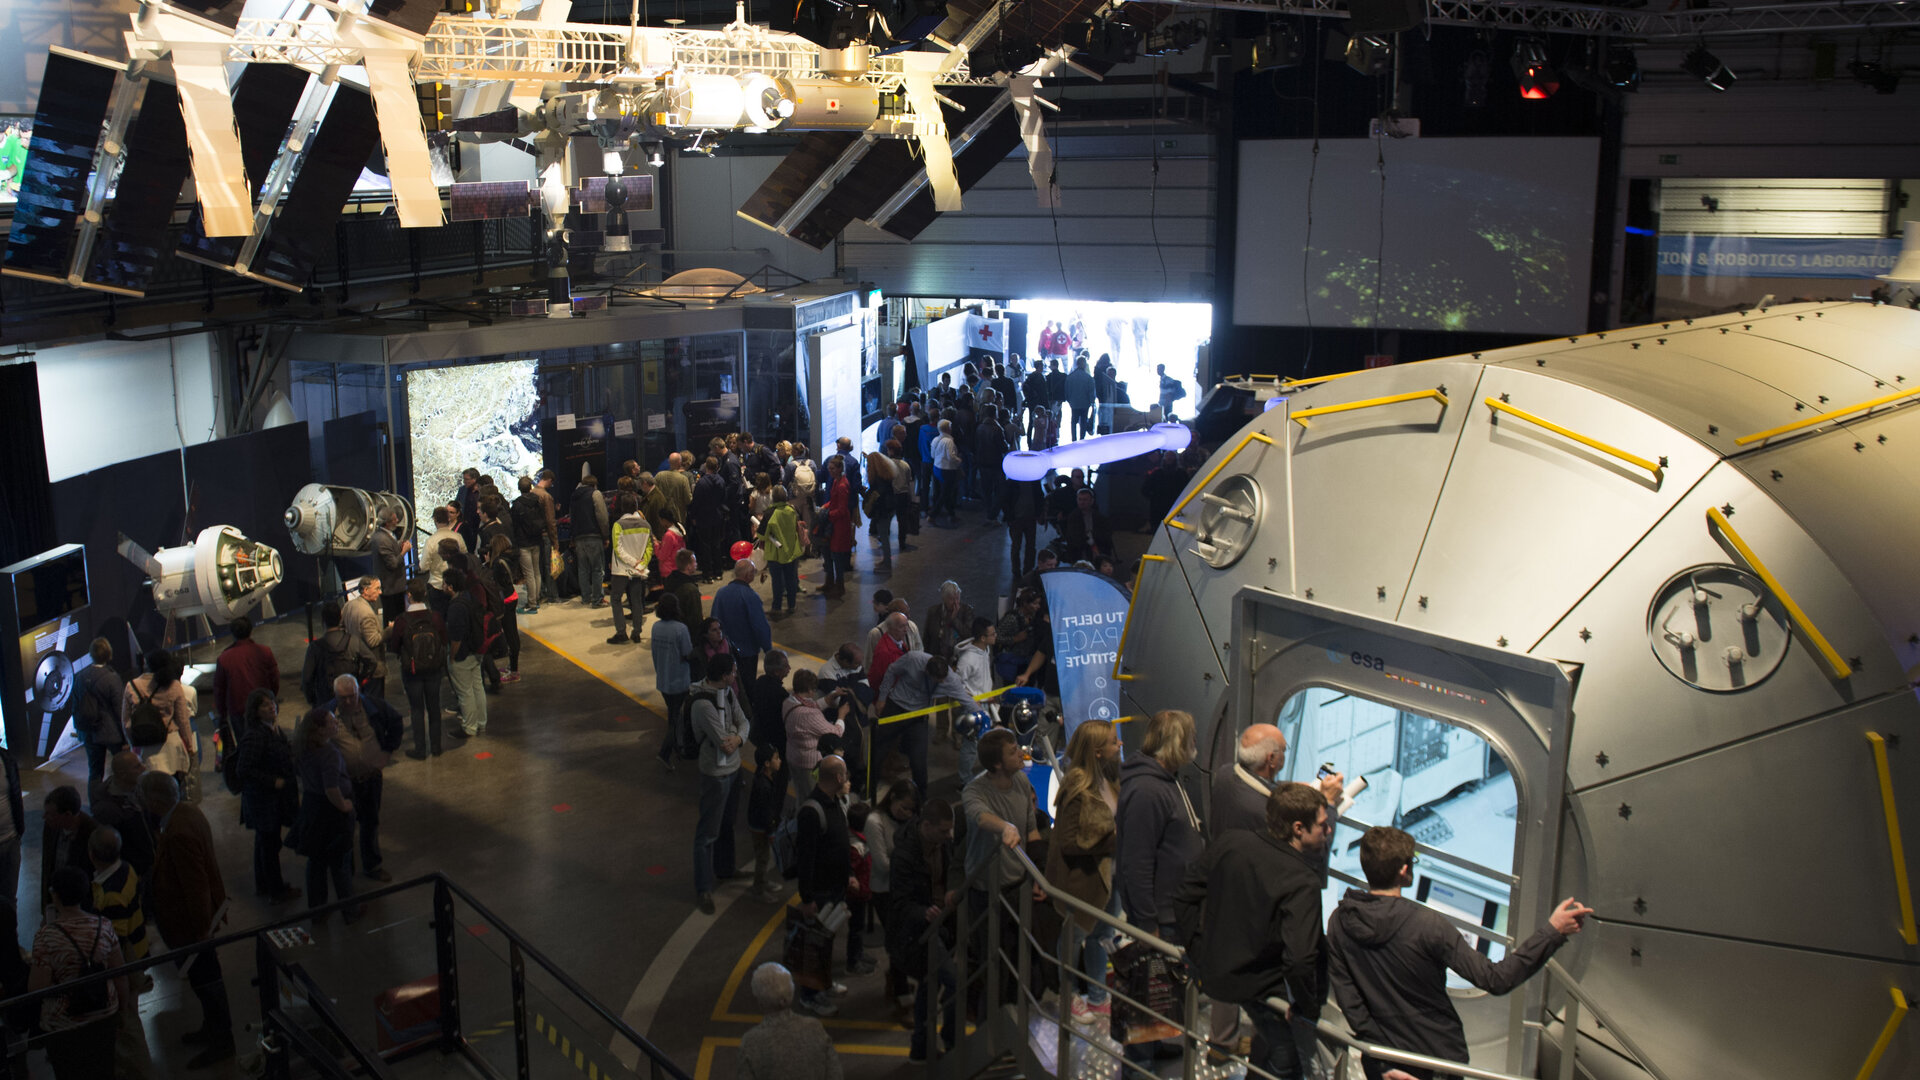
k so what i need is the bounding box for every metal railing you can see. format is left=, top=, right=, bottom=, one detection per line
left=0, top=873, right=690, bottom=1080
left=920, top=843, right=1669, bottom=1080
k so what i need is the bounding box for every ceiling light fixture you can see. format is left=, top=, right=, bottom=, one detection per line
left=1511, top=37, right=1559, bottom=100
left=1683, top=44, right=1736, bottom=91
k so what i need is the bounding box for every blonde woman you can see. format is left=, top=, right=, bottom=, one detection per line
left=1045, top=719, right=1122, bottom=1022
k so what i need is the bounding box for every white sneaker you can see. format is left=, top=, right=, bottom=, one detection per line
left=828, top=981, right=850, bottom=998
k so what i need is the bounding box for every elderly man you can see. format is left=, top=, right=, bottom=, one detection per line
left=713, top=560, right=773, bottom=687
left=342, top=577, right=387, bottom=698
left=738, top=962, right=842, bottom=1080
left=140, top=771, right=234, bottom=1067
left=1214, top=725, right=1347, bottom=838
left=866, top=611, right=918, bottom=700
left=324, top=674, right=400, bottom=883
left=921, top=581, right=974, bottom=662
left=874, top=651, right=971, bottom=795
left=794, top=755, right=856, bottom=1015
left=655, top=452, right=694, bottom=525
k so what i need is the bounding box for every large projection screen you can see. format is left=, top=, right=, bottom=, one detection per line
left=1234, top=137, right=1600, bottom=334
left=406, top=360, right=542, bottom=526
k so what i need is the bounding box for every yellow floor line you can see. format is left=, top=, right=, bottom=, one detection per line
left=695, top=1033, right=909, bottom=1079
left=520, top=627, right=668, bottom=721
left=711, top=896, right=908, bottom=1032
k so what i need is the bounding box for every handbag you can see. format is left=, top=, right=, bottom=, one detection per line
left=1109, top=939, right=1187, bottom=1044
left=783, top=907, right=836, bottom=991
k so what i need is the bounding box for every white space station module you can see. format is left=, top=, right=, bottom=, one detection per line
left=117, top=526, right=283, bottom=624
left=283, top=484, right=413, bottom=557
left=1119, top=300, right=1918, bottom=1080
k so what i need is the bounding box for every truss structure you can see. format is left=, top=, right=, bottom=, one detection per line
left=1166, top=0, right=1920, bottom=40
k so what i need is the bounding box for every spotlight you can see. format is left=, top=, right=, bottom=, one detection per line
left=1345, top=34, right=1393, bottom=77
left=1605, top=44, right=1642, bottom=92
left=1462, top=49, right=1490, bottom=106
left=1683, top=45, right=1736, bottom=91
left=1848, top=59, right=1900, bottom=94
left=1511, top=37, right=1560, bottom=100
left=1700, top=194, right=1719, bottom=213
left=1251, top=24, right=1302, bottom=72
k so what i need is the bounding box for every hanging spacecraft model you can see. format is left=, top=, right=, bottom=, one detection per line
left=1119, top=300, right=1919, bottom=1080
left=283, top=483, right=414, bottom=557
left=116, top=525, right=284, bottom=624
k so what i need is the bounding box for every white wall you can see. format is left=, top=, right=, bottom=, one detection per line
left=670, top=153, right=838, bottom=282
left=30, top=330, right=225, bottom=481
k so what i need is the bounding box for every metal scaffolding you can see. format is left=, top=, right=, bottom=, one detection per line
left=1161, top=0, right=1920, bottom=40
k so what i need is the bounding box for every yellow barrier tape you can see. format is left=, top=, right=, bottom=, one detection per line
left=875, top=683, right=1013, bottom=726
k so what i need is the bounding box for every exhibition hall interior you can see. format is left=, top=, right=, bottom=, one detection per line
left=0, top=0, right=1917, bottom=1078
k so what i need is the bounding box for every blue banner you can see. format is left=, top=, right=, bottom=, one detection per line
left=1657, top=235, right=1902, bottom=279
left=1041, top=569, right=1131, bottom=741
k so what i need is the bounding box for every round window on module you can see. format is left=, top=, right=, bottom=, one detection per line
left=1646, top=564, right=1792, bottom=692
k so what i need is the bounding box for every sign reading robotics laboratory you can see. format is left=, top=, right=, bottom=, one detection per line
left=1041, top=570, right=1131, bottom=740
left=1656, top=235, right=1902, bottom=279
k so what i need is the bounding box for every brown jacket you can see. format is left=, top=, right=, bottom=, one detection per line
left=151, top=803, right=227, bottom=946
left=533, top=484, right=558, bottom=542
left=1045, top=782, right=1117, bottom=932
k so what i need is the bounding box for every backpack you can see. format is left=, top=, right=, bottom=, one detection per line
left=402, top=610, right=443, bottom=675
left=472, top=580, right=507, bottom=658
left=321, top=633, right=378, bottom=689
left=369, top=703, right=405, bottom=753
left=511, top=494, right=545, bottom=545
left=56, top=922, right=111, bottom=1017
left=772, top=797, right=826, bottom=880
left=126, top=683, right=168, bottom=746
left=792, top=461, right=816, bottom=501
left=678, top=686, right=720, bottom=762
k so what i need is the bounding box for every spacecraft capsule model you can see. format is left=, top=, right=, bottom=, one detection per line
left=283, top=484, right=414, bottom=557
left=1118, top=301, right=1919, bottom=1080
left=117, top=526, right=284, bottom=624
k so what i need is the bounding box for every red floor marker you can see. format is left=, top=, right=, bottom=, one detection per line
left=467, top=924, right=489, bottom=936
left=647, top=865, right=667, bottom=876
left=474, top=751, right=493, bottom=760
left=615, top=715, right=631, bottom=724
left=553, top=803, right=572, bottom=813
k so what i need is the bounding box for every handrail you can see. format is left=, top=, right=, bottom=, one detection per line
left=1856, top=988, right=1911, bottom=1080
left=1261, top=998, right=1535, bottom=1080
left=1706, top=506, right=1853, bottom=680
left=1866, top=732, right=1918, bottom=945
left=1336, top=810, right=1518, bottom=885
left=1164, top=429, right=1274, bottom=529
left=1281, top=369, right=1369, bottom=390
left=1735, top=384, right=1920, bottom=447
left=1010, top=847, right=1183, bottom=959
left=1325, top=867, right=1516, bottom=948
left=1290, top=388, right=1450, bottom=428
left=1112, top=553, right=1168, bottom=682
left=1485, top=397, right=1665, bottom=483
left=1544, top=959, right=1674, bottom=1080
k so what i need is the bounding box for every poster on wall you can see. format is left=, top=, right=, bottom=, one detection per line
left=405, top=360, right=542, bottom=529
left=1040, top=569, right=1131, bottom=739
left=809, top=325, right=863, bottom=457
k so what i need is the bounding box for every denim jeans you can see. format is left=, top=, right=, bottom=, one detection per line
left=694, top=771, right=741, bottom=896
left=249, top=796, right=288, bottom=895
left=658, top=692, right=687, bottom=763
left=448, top=655, right=488, bottom=735
left=516, top=549, right=542, bottom=610
left=575, top=537, right=605, bottom=605
left=1249, top=1003, right=1318, bottom=1080
left=768, top=560, right=799, bottom=611
left=1058, top=891, right=1121, bottom=1004
left=610, top=575, right=646, bottom=637
left=937, top=469, right=961, bottom=519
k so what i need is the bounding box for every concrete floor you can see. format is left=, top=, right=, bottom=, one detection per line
left=15, top=502, right=1153, bottom=1079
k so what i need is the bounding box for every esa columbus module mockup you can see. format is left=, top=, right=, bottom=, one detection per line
left=1119, top=301, right=1917, bottom=1080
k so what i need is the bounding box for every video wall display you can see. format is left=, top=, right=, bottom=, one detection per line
left=405, top=359, right=542, bottom=526
left=1233, top=137, right=1600, bottom=335
left=1003, top=299, right=1212, bottom=414
left=0, top=117, right=30, bottom=201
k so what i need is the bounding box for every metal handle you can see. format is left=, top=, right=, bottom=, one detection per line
left=1736, top=385, right=1920, bottom=447
left=1164, top=429, right=1273, bottom=530
left=1292, top=388, right=1450, bottom=428
left=1112, top=554, right=1167, bottom=682
left=1706, top=506, right=1852, bottom=680
left=1855, top=988, right=1911, bottom=1080
left=1866, top=732, right=1917, bottom=945
left=1485, top=397, right=1665, bottom=482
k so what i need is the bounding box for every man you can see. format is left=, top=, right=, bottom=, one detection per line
left=301, top=601, right=379, bottom=706
left=1016, top=548, right=1060, bottom=605
left=342, top=579, right=387, bottom=698
left=636, top=471, right=668, bottom=542
left=1065, top=356, right=1098, bottom=441
left=959, top=729, right=1039, bottom=1015
left=833, top=437, right=864, bottom=499
left=1157, top=363, right=1185, bottom=419
left=664, top=549, right=704, bottom=626
left=454, top=467, right=481, bottom=552
left=571, top=472, right=610, bottom=608
left=39, top=785, right=96, bottom=909
left=72, top=637, right=127, bottom=797
left=421, top=505, right=466, bottom=611
left=819, top=643, right=864, bottom=687
left=1046, top=358, right=1069, bottom=427
left=1214, top=725, right=1345, bottom=841
left=1328, top=827, right=1593, bottom=1080
left=866, top=611, right=917, bottom=700
left=930, top=420, right=964, bottom=525
left=691, top=654, right=751, bottom=914
left=325, top=674, right=400, bottom=882
left=372, top=507, right=412, bottom=625
left=510, top=478, right=546, bottom=614
left=921, top=581, right=975, bottom=662
left=691, top=457, right=730, bottom=581
left=952, top=618, right=996, bottom=774
left=1000, top=472, right=1046, bottom=582
left=971, top=405, right=1008, bottom=519
left=874, top=652, right=970, bottom=795
left=1022, top=362, right=1051, bottom=427
left=713, top=559, right=773, bottom=686
left=868, top=589, right=895, bottom=629
left=655, top=452, right=694, bottom=526
left=794, top=756, right=857, bottom=1015
left=739, top=962, right=843, bottom=1079
left=90, top=752, right=155, bottom=897
left=894, top=799, right=958, bottom=1060
left=140, top=770, right=234, bottom=1067
left=443, top=568, right=487, bottom=738
left=607, top=493, right=652, bottom=644
left=1171, top=783, right=1332, bottom=1080
left=1061, top=487, right=1113, bottom=563
left=389, top=579, right=450, bottom=758
left=533, top=469, right=561, bottom=603
left=866, top=600, right=925, bottom=664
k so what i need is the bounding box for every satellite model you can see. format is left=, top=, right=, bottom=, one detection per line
left=284, top=484, right=414, bottom=557
left=116, top=526, right=284, bottom=624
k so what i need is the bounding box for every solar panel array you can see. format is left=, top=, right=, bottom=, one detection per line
left=83, top=80, right=193, bottom=295
left=248, top=85, right=384, bottom=289
left=1, top=51, right=119, bottom=284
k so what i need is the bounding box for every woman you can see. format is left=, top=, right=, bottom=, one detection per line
left=888, top=437, right=917, bottom=550
left=236, top=688, right=300, bottom=904
left=823, top=456, right=854, bottom=598
left=760, top=486, right=803, bottom=615
left=124, top=649, right=193, bottom=783
left=782, top=670, right=845, bottom=791
left=292, top=707, right=357, bottom=919
left=865, top=445, right=898, bottom=572
left=870, top=780, right=919, bottom=1007
left=748, top=471, right=776, bottom=530
left=653, top=505, right=687, bottom=583
left=29, top=866, right=130, bottom=1079
left=651, top=594, right=695, bottom=772
left=485, top=533, right=522, bottom=683
left=697, top=617, right=734, bottom=685
left=1046, top=718, right=1122, bottom=1022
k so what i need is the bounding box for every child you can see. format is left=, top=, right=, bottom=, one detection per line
left=747, top=743, right=785, bottom=903
left=846, top=803, right=876, bottom=975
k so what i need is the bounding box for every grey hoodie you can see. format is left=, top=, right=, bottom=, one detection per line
left=1327, top=888, right=1566, bottom=1065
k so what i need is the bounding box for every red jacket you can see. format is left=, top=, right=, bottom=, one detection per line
left=868, top=633, right=907, bottom=694
left=211, top=639, right=280, bottom=719
left=827, top=478, right=855, bottom=553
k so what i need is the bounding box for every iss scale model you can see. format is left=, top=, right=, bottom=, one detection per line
left=1119, top=301, right=1918, bottom=1080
